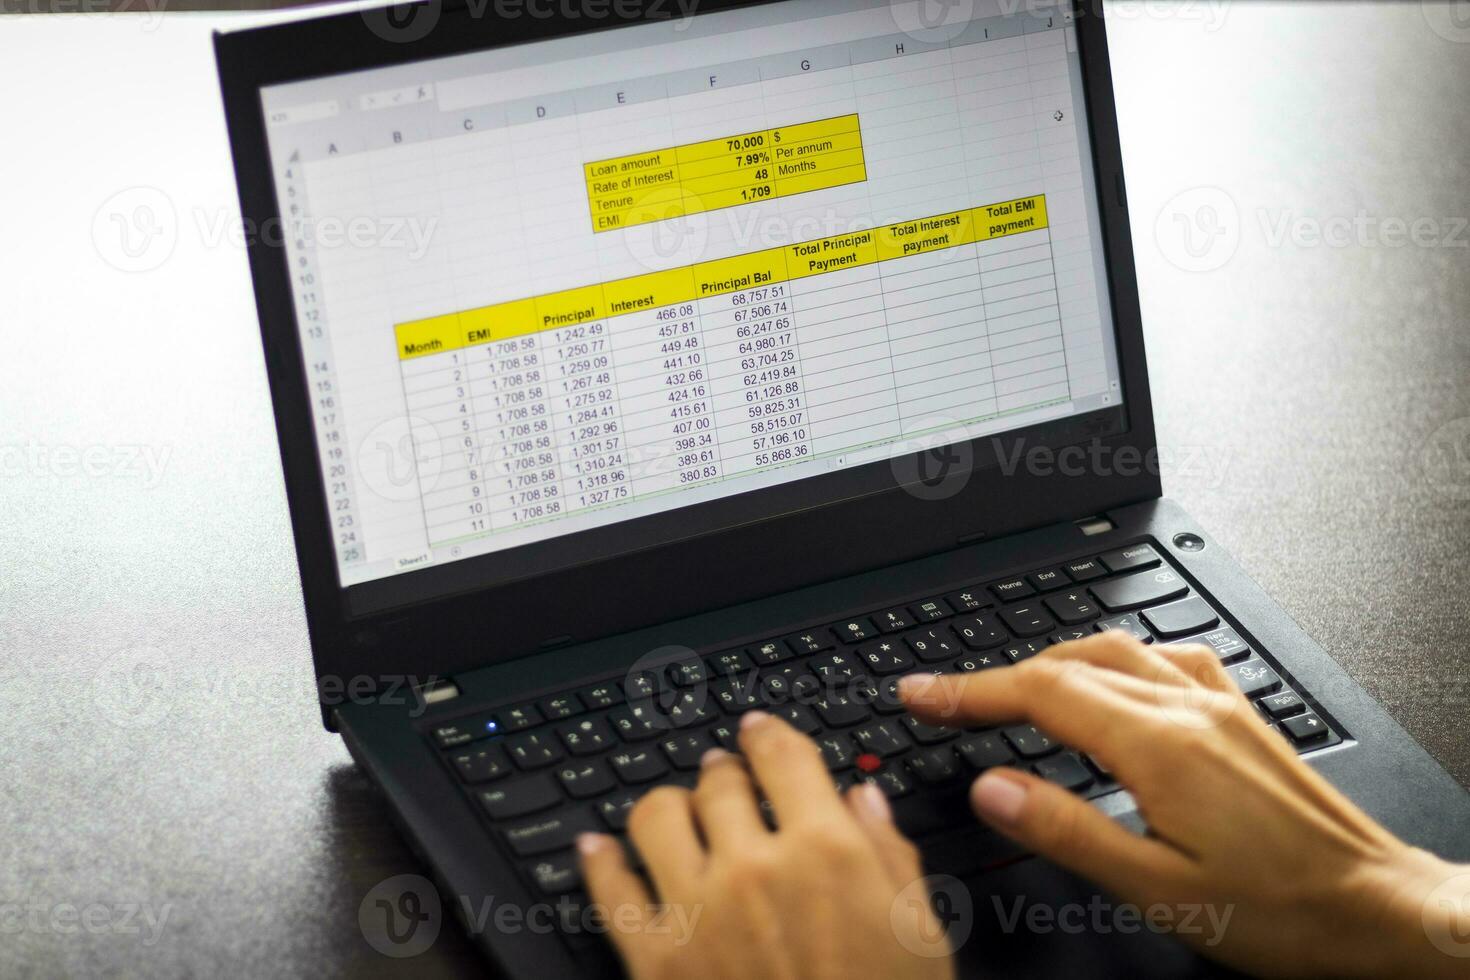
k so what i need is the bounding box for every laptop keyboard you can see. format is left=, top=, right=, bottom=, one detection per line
left=425, top=539, right=1342, bottom=948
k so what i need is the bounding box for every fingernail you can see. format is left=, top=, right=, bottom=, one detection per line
left=854, top=782, right=892, bottom=823
left=576, top=833, right=608, bottom=856
left=898, top=674, right=934, bottom=699
left=971, top=772, right=1028, bottom=825
left=700, top=747, right=729, bottom=767
left=740, top=710, right=771, bottom=731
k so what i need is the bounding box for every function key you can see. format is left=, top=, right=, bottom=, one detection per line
left=944, top=587, right=988, bottom=613
left=578, top=683, right=623, bottom=709
left=1026, top=566, right=1071, bottom=592
left=908, top=598, right=951, bottom=623
left=625, top=671, right=660, bottom=699
left=498, top=704, right=544, bottom=733
left=1063, top=557, right=1107, bottom=582
left=707, top=649, right=754, bottom=676
left=874, top=608, right=914, bottom=633
left=666, top=660, right=708, bottom=687
left=749, top=638, right=791, bottom=664
left=539, top=694, right=583, bottom=721
left=832, top=618, right=879, bottom=644
left=1097, top=543, right=1162, bottom=573
left=784, top=631, right=832, bottom=656
left=988, top=576, right=1034, bottom=602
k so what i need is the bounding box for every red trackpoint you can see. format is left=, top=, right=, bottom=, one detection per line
left=856, top=753, right=881, bottom=773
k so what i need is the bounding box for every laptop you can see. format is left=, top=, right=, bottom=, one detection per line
left=214, top=1, right=1470, bottom=975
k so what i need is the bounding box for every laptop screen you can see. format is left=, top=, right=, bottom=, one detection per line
left=258, top=0, right=1123, bottom=596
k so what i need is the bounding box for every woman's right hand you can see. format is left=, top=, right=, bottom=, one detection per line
left=899, top=633, right=1470, bottom=979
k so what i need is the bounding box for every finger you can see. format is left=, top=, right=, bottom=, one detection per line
left=577, top=834, right=658, bottom=972
left=900, top=660, right=1167, bottom=778
left=691, top=748, right=768, bottom=852
left=970, top=767, right=1196, bottom=899
left=738, top=711, right=848, bottom=828
left=1153, top=642, right=1233, bottom=690
left=626, top=786, right=704, bottom=900
left=845, top=782, right=925, bottom=888
left=1043, top=632, right=1189, bottom=686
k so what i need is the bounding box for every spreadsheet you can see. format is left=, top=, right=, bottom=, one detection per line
left=261, top=0, right=1123, bottom=588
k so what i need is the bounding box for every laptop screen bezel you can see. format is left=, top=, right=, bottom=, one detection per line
left=214, top=0, right=1160, bottom=705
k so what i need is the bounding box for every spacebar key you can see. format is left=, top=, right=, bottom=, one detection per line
left=1090, top=568, right=1187, bottom=612
left=503, top=809, right=599, bottom=857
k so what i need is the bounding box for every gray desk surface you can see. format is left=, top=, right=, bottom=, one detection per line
left=2, top=3, right=1467, bottom=977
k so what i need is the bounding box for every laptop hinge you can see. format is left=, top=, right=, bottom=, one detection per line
left=1075, top=514, right=1115, bottom=536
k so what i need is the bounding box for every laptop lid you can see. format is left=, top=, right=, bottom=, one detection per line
left=215, top=0, right=1157, bottom=708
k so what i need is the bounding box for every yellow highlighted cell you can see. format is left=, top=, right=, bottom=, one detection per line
left=396, top=194, right=1049, bottom=360
left=584, top=113, right=867, bottom=233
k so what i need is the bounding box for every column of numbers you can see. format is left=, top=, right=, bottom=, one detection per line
left=472, top=335, right=564, bottom=529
